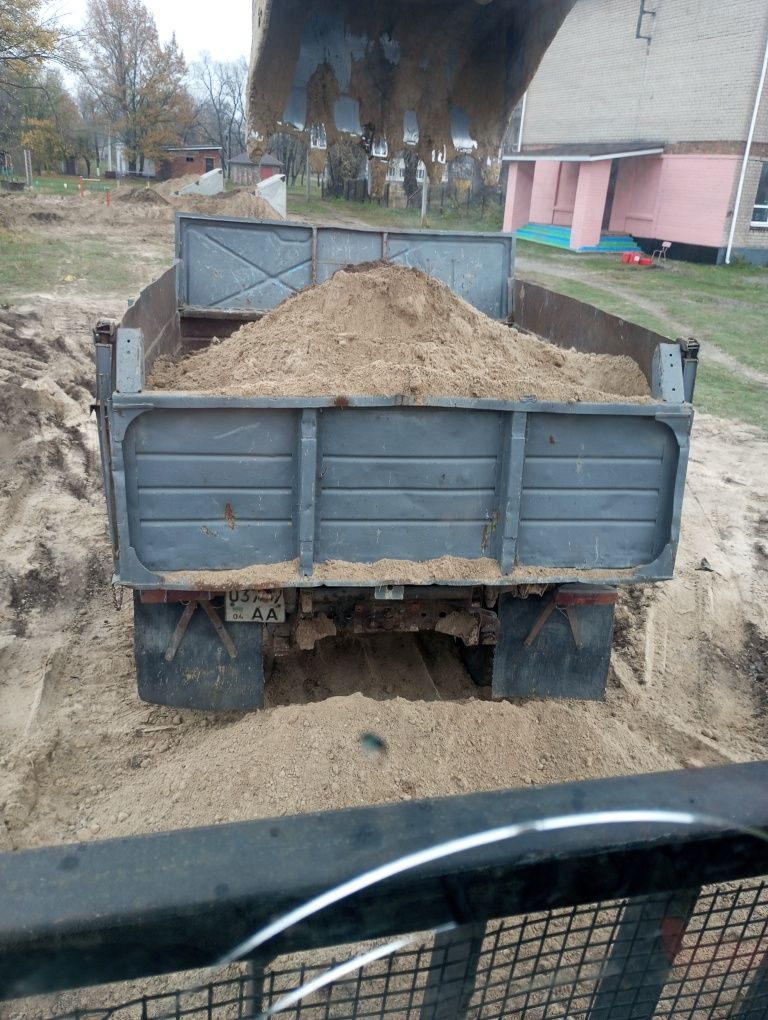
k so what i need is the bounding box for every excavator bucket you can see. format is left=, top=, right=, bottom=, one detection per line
left=247, top=0, right=576, bottom=193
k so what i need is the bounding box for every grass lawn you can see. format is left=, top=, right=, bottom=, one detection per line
left=0, top=227, right=162, bottom=298
left=287, top=182, right=504, bottom=233
left=516, top=241, right=768, bottom=431
left=694, top=361, right=768, bottom=433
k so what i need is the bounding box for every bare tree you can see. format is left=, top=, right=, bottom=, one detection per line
left=190, top=53, right=247, bottom=174
left=327, top=139, right=366, bottom=188
left=402, top=149, right=421, bottom=207
left=268, top=132, right=308, bottom=186
left=77, top=85, right=107, bottom=175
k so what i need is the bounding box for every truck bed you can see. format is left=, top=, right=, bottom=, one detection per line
left=96, top=217, right=695, bottom=592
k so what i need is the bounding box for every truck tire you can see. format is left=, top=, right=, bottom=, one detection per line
left=458, top=642, right=494, bottom=687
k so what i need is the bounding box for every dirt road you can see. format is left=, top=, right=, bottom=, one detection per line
left=1, top=195, right=766, bottom=855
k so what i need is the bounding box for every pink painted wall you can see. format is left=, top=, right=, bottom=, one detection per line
left=552, top=162, right=579, bottom=226
left=529, top=161, right=561, bottom=224
left=609, top=157, right=663, bottom=236
left=609, top=154, right=740, bottom=247
left=503, top=162, right=534, bottom=232
left=570, top=160, right=612, bottom=250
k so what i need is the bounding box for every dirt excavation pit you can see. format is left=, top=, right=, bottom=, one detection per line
left=151, top=263, right=652, bottom=402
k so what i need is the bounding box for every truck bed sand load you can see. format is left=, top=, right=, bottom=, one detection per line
left=150, top=264, right=651, bottom=403
left=94, top=218, right=696, bottom=710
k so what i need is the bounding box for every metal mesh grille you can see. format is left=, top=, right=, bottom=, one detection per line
left=40, top=880, right=768, bottom=1020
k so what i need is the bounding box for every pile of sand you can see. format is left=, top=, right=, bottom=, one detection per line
left=115, top=188, right=169, bottom=207
left=151, top=263, right=651, bottom=402
left=167, top=188, right=281, bottom=220
left=151, top=174, right=201, bottom=199
left=148, top=174, right=281, bottom=220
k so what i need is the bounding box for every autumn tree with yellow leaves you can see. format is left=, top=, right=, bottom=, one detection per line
left=0, top=0, right=67, bottom=93
left=81, top=0, right=194, bottom=173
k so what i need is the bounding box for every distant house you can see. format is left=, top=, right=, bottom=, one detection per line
left=114, top=143, right=156, bottom=178
left=229, top=152, right=284, bottom=186
left=503, top=0, right=768, bottom=264
left=160, top=146, right=223, bottom=181
left=386, top=157, right=426, bottom=185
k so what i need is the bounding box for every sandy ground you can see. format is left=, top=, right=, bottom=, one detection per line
left=1, top=191, right=767, bottom=1019
left=1, top=195, right=766, bottom=861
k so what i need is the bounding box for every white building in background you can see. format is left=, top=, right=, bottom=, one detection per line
left=113, top=143, right=156, bottom=178
left=386, top=157, right=427, bottom=184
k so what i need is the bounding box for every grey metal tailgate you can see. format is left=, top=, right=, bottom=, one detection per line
left=175, top=216, right=515, bottom=319
left=110, top=396, right=688, bottom=587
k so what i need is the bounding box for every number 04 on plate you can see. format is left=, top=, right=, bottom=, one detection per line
left=225, top=591, right=286, bottom=623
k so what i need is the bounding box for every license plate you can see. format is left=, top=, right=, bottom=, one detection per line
left=225, top=590, right=286, bottom=623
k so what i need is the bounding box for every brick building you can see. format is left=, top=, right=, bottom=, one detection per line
left=159, top=146, right=223, bottom=181
left=503, top=0, right=768, bottom=263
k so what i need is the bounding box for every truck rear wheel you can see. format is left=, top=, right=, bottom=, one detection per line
left=458, top=642, right=494, bottom=687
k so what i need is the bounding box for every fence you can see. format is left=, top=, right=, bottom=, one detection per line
left=0, top=172, right=114, bottom=195
left=30, top=177, right=111, bottom=195
left=1, top=763, right=767, bottom=1020
left=321, top=178, right=504, bottom=214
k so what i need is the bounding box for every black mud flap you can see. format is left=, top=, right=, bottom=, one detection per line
left=133, top=594, right=266, bottom=711
left=492, top=591, right=616, bottom=701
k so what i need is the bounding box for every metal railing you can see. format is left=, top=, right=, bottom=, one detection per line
left=1, top=764, right=767, bottom=1019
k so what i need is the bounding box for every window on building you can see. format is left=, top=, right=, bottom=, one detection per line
left=186, top=156, right=194, bottom=163
left=752, top=162, right=768, bottom=226
left=310, top=124, right=327, bottom=150
left=205, top=157, right=215, bottom=173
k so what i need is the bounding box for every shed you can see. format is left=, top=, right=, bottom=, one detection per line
left=229, top=152, right=284, bottom=186
left=159, top=147, right=223, bottom=182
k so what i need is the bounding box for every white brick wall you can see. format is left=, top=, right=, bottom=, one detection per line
left=523, top=0, right=768, bottom=147
left=729, top=157, right=768, bottom=251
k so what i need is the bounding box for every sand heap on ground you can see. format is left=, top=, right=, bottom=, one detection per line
left=115, top=187, right=169, bottom=207
left=112, top=182, right=280, bottom=220
left=167, top=188, right=281, bottom=219
left=151, top=173, right=201, bottom=198
left=148, top=174, right=281, bottom=220
left=151, top=263, right=651, bottom=402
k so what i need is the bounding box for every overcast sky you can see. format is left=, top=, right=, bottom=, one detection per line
left=55, top=0, right=252, bottom=63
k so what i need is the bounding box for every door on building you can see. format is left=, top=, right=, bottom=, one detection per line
left=602, top=160, right=619, bottom=231
left=205, top=157, right=215, bottom=173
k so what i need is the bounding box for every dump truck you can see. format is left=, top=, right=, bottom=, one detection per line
left=93, top=0, right=699, bottom=709
left=94, top=215, right=698, bottom=710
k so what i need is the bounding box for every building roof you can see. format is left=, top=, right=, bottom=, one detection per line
left=504, top=143, right=665, bottom=162
left=229, top=151, right=284, bottom=167
left=164, top=146, right=223, bottom=153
